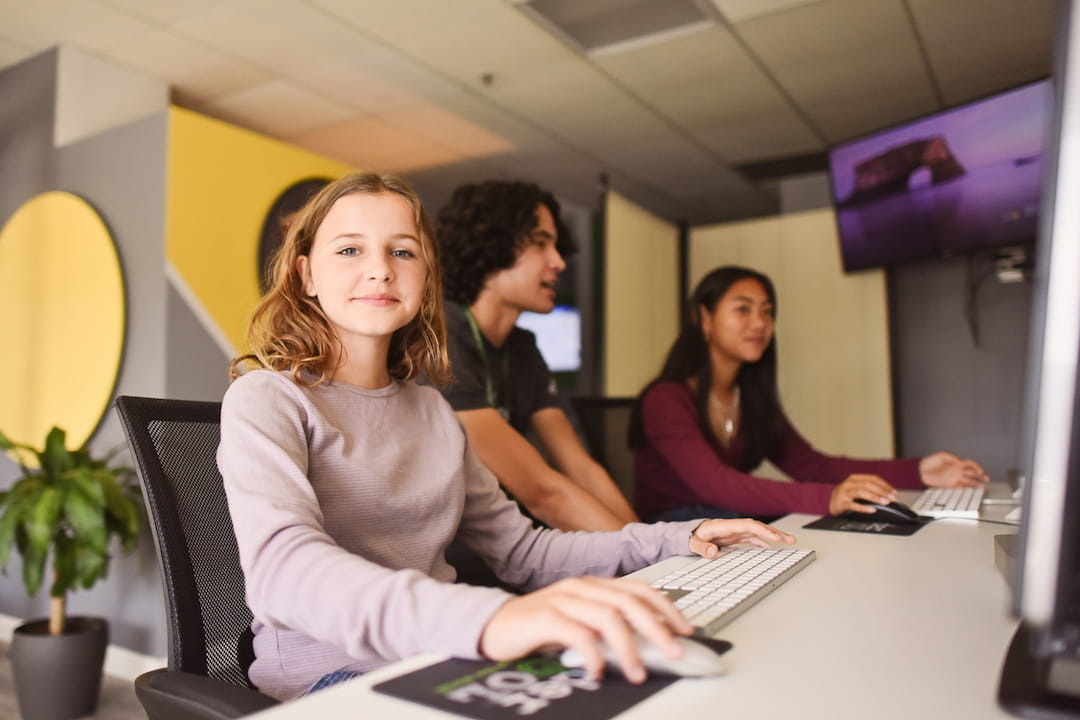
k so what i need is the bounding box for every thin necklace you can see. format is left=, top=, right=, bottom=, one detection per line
left=709, top=386, right=741, bottom=438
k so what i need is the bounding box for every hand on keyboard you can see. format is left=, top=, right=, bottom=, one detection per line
left=919, top=451, right=990, bottom=488
left=688, top=518, right=797, bottom=557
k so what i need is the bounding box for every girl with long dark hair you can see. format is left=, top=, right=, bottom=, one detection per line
left=629, top=265, right=987, bottom=522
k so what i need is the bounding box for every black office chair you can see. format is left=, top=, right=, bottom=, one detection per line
left=569, top=396, right=637, bottom=503
left=114, top=395, right=279, bottom=720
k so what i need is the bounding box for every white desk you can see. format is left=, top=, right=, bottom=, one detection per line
left=249, top=491, right=1022, bottom=720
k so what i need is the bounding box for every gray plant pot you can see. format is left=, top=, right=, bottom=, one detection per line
left=9, top=616, right=108, bottom=720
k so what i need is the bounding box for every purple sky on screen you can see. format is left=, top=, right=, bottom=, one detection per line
left=829, top=80, right=1051, bottom=202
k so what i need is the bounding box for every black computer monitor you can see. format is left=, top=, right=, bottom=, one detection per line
left=998, top=2, right=1080, bottom=716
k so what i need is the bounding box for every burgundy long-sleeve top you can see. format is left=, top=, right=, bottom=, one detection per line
left=634, top=382, right=922, bottom=518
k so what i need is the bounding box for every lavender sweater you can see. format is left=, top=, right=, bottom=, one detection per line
left=218, top=370, right=699, bottom=701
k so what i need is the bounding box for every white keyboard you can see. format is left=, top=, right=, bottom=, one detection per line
left=650, top=547, right=815, bottom=637
left=909, top=485, right=986, bottom=518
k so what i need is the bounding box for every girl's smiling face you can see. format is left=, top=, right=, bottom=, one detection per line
left=699, top=277, right=775, bottom=366
left=297, top=191, right=427, bottom=352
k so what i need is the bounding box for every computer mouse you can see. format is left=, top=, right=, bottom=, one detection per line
left=845, top=498, right=923, bottom=524
left=559, top=634, right=731, bottom=678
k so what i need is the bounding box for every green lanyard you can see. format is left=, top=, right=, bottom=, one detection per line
left=462, top=306, right=510, bottom=417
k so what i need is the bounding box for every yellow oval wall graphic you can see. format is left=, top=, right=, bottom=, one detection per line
left=0, top=192, right=125, bottom=452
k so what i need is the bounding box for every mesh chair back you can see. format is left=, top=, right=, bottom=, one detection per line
left=115, top=395, right=254, bottom=689
left=570, top=396, right=636, bottom=502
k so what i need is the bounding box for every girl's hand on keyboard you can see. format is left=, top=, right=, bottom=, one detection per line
left=478, top=576, right=691, bottom=684
left=689, top=518, right=796, bottom=556
left=919, top=451, right=990, bottom=488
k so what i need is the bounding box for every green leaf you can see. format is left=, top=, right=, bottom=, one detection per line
left=62, top=473, right=107, bottom=554
left=20, top=537, right=47, bottom=597
left=75, top=545, right=108, bottom=591
left=17, top=483, right=61, bottom=597
left=0, top=498, right=23, bottom=566
left=100, top=474, right=141, bottom=544
left=40, top=427, right=71, bottom=482
left=0, top=431, right=39, bottom=472
left=22, top=485, right=62, bottom=559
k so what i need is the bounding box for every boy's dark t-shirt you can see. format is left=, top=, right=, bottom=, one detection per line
left=438, top=302, right=560, bottom=435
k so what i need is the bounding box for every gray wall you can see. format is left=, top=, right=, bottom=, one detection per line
left=165, top=284, right=232, bottom=402
left=890, top=256, right=1031, bottom=480
left=779, top=173, right=1030, bottom=481
left=0, top=49, right=176, bottom=658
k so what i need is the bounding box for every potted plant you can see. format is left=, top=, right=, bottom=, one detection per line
left=0, top=426, right=142, bottom=720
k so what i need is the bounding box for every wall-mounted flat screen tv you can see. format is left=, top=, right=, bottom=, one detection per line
left=828, top=78, right=1052, bottom=272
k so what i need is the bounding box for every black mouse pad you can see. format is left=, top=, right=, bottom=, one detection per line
left=372, top=655, right=678, bottom=720
left=802, top=514, right=929, bottom=536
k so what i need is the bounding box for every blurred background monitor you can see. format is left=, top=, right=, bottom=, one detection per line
left=517, top=305, right=582, bottom=373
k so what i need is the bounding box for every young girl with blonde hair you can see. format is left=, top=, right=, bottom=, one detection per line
left=218, top=172, right=794, bottom=701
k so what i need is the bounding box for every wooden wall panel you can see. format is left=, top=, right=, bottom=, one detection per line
left=689, top=208, right=894, bottom=468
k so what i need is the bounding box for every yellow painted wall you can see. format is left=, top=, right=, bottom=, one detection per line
left=689, top=208, right=894, bottom=470
left=166, top=107, right=352, bottom=354
left=603, top=191, right=679, bottom=397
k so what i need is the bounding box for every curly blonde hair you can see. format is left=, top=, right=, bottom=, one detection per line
left=231, top=171, right=450, bottom=386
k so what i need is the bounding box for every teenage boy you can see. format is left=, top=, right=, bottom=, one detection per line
left=436, top=180, right=638, bottom=531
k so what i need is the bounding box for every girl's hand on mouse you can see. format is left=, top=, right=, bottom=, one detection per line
left=829, top=474, right=897, bottom=515
left=688, top=518, right=796, bottom=557
left=478, top=577, right=691, bottom=684
left=920, top=451, right=989, bottom=488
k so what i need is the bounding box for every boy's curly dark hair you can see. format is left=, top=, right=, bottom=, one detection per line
left=436, top=180, right=577, bottom=305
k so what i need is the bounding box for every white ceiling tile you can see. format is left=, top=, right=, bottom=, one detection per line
left=909, top=0, right=1054, bottom=104
left=97, top=0, right=227, bottom=25
left=0, top=38, right=36, bottom=67
left=709, top=0, right=824, bottom=23
left=0, top=0, right=150, bottom=51
left=380, top=100, right=515, bottom=159
left=694, top=115, right=822, bottom=163
left=287, top=46, right=461, bottom=115
left=926, top=27, right=1052, bottom=107
left=604, top=133, right=721, bottom=182
left=291, top=115, right=483, bottom=174
left=436, top=91, right=566, bottom=154
left=737, top=0, right=937, bottom=141
left=172, top=0, right=383, bottom=76
left=480, top=58, right=659, bottom=149
left=307, top=0, right=505, bottom=40
left=595, top=26, right=822, bottom=158
left=201, top=79, right=354, bottom=137
left=311, top=0, right=565, bottom=85
left=797, top=56, right=938, bottom=142
left=907, top=0, right=1055, bottom=37
left=95, top=28, right=267, bottom=103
